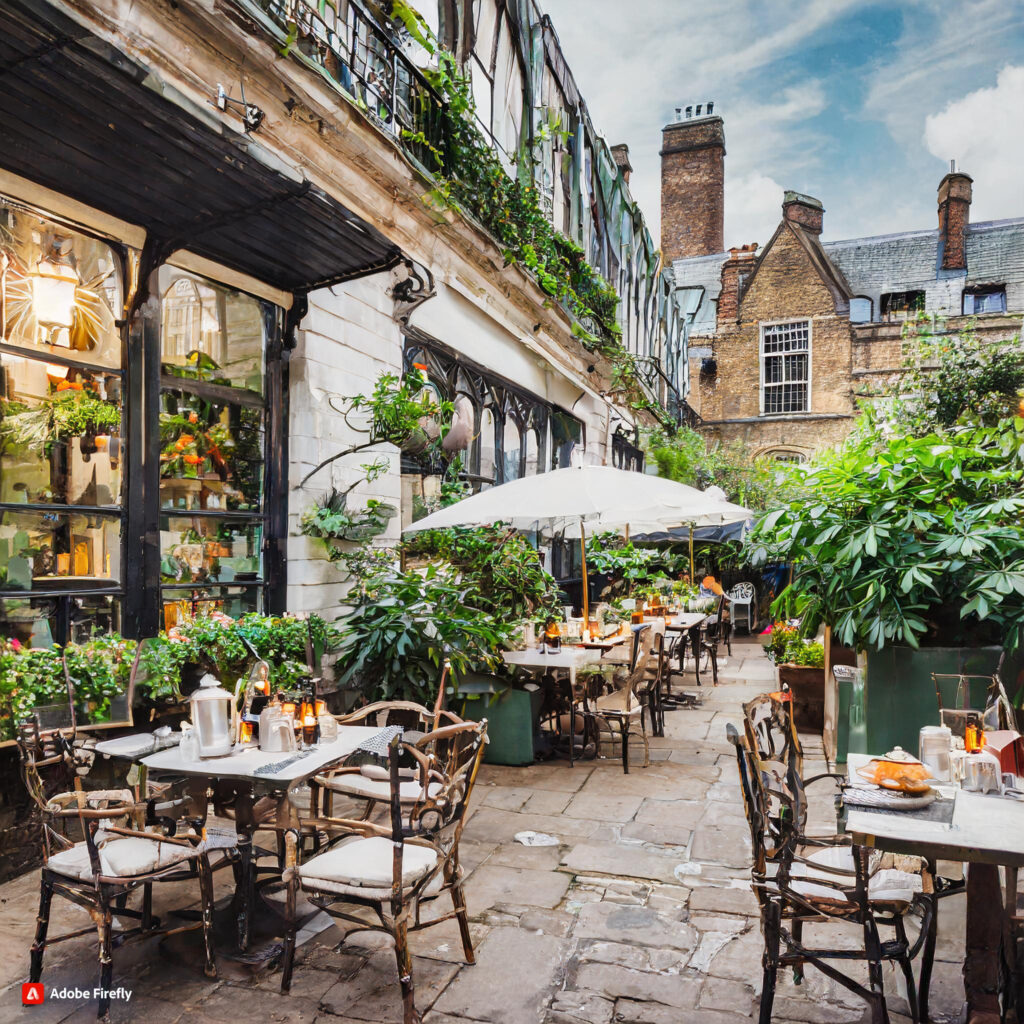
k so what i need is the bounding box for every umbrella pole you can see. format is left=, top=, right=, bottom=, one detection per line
left=689, top=524, right=694, bottom=582
left=580, top=520, right=590, bottom=639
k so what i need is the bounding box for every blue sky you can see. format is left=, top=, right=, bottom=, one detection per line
left=539, top=0, right=1024, bottom=249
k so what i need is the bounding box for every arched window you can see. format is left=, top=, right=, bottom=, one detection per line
left=502, top=418, right=521, bottom=482
left=524, top=429, right=539, bottom=477
left=478, top=406, right=497, bottom=488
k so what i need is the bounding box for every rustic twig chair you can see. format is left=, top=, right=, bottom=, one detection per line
left=581, top=625, right=656, bottom=773
left=20, top=726, right=234, bottom=1022
left=727, top=723, right=934, bottom=1024
left=280, top=720, right=488, bottom=1023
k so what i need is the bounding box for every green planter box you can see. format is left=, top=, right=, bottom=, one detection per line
left=863, top=645, right=1003, bottom=754
left=456, top=677, right=542, bottom=766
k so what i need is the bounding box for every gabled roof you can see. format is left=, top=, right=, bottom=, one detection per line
left=736, top=220, right=852, bottom=314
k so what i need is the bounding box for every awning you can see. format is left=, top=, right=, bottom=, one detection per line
left=0, top=0, right=403, bottom=294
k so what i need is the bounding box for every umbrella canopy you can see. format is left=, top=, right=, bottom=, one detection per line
left=403, top=466, right=752, bottom=631
left=403, top=466, right=750, bottom=535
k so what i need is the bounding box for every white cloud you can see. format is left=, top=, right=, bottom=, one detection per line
left=924, top=64, right=1024, bottom=221
left=726, top=173, right=785, bottom=247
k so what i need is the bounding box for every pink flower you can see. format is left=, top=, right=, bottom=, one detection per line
left=10, top=638, right=22, bottom=651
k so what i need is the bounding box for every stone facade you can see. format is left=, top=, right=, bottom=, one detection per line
left=660, top=111, right=725, bottom=264
left=698, top=222, right=855, bottom=458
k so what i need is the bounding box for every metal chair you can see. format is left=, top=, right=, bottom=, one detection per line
left=728, top=581, right=757, bottom=633
left=280, top=721, right=488, bottom=1024
left=727, top=723, right=935, bottom=1024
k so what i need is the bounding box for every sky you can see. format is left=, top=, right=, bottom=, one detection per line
left=538, top=0, right=1024, bottom=250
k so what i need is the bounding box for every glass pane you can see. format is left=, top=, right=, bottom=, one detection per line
left=158, top=266, right=265, bottom=395
left=502, top=419, right=521, bottom=482
left=524, top=429, right=539, bottom=476
left=0, top=202, right=123, bottom=367
left=0, top=508, right=120, bottom=590
left=160, top=515, right=262, bottom=586
left=159, top=387, right=263, bottom=512
left=479, top=407, right=496, bottom=486
left=161, top=585, right=262, bottom=630
left=0, top=353, right=122, bottom=506
left=0, top=593, right=121, bottom=648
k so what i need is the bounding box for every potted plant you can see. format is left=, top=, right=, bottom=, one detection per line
left=776, top=635, right=827, bottom=731
left=748, top=416, right=1024, bottom=753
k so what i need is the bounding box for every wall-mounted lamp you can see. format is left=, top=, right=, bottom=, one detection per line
left=216, top=83, right=265, bottom=133
left=31, top=256, right=79, bottom=346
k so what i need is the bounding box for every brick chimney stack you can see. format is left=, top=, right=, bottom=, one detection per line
left=717, top=244, right=758, bottom=327
left=937, top=162, right=973, bottom=270
left=611, top=144, right=633, bottom=185
left=782, top=191, right=824, bottom=234
left=660, top=102, right=725, bottom=263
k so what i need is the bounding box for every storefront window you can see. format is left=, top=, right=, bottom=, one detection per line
left=0, top=200, right=124, bottom=645
left=155, top=267, right=271, bottom=627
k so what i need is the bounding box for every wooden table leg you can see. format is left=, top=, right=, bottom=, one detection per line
left=964, top=862, right=1002, bottom=1023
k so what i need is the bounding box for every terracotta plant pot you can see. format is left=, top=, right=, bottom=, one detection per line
left=779, top=664, right=826, bottom=732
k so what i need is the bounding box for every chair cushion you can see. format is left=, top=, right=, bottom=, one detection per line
left=594, top=689, right=643, bottom=716
left=298, top=836, right=438, bottom=892
left=46, top=834, right=199, bottom=881
left=790, top=846, right=922, bottom=905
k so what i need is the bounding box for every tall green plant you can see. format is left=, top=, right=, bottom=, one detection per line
left=747, top=417, right=1024, bottom=650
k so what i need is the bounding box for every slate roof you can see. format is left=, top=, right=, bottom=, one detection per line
left=672, top=217, right=1024, bottom=325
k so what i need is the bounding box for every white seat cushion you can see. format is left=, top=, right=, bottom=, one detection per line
left=320, top=768, right=442, bottom=804
left=594, top=689, right=643, bottom=716
left=790, top=846, right=922, bottom=905
left=46, top=834, right=198, bottom=881
left=299, top=836, right=438, bottom=893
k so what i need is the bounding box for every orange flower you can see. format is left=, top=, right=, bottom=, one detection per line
left=188, top=412, right=199, bottom=424
left=56, top=380, right=83, bottom=391
left=183, top=454, right=203, bottom=465
left=175, top=434, right=195, bottom=450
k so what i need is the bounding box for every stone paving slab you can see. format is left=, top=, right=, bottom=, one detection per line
left=0, top=642, right=975, bottom=1023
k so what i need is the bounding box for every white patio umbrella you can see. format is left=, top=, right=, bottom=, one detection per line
left=404, top=466, right=751, bottom=627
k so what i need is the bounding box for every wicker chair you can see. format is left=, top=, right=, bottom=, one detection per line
left=280, top=721, right=488, bottom=1024
left=19, top=725, right=234, bottom=1022
left=727, top=723, right=934, bottom=1024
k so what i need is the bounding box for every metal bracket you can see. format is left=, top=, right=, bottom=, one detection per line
left=390, top=259, right=436, bottom=324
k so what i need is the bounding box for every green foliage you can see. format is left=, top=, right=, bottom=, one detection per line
left=350, top=368, right=452, bottom=449
left=645, top=427, right=803, bottom=512
left=404, top=525, right=562, bottom=622
left=0, top=387, right=120, bottom=455
left=408, top=48, right=622, bottom=345
left=747, top=416, right=1024, bottom=650
left=885, top=319, right=1024, bottom=432
left=0, top=635, right=136, bottom=740
left=334, top=563, right=512, bottom=703
left=301, top=487, right=399, bottom=554
left=135, top=613, right=341, bottom=703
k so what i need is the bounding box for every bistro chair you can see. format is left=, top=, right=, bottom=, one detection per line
left=19, top=725, right=235, bottom=1023
left=728, top=581, right=757, bottom=633
left=727, top=724, right=935, bottom=1024
left=312, top=696, right=466, bottom=819
left=279, top=721, right=487, bottom=1024
left=580, top=625, right=656, bottom=773
left=698, top=595, right=731, bottom=684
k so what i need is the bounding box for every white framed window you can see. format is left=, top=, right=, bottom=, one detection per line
left=760, top=320, right=810, bottom=415
left=963, top=288, right=1006, bottom=315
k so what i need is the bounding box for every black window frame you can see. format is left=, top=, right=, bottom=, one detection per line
left=0, top=194, right=288, bottom=644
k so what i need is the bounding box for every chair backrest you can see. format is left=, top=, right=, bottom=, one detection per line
left=705, top=595, right=730, bottom=640
left=729, top=582, right=755, bottom=602
left=742, top=693, right=803, bottom=773
left=16, top=722, right=79, bottom=815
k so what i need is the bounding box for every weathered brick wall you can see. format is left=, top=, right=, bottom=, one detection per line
left=660, top=117, right=725, bottom=263
left=938, top=172, right=973, bottom=270
left=699, top=225, right=854, bottom=452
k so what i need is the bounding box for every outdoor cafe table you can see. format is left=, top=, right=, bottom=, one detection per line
left=97, top=726, right=382, bottom=957
left=664, top=611, right=709, bottom=684
left=844, top=751, right=1024, bottom=1022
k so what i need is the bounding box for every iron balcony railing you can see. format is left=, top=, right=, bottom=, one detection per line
left=251, top=0, right=448, bottom=171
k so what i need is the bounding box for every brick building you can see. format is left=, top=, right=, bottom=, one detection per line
left=662, top=106, right=1024, bottom=459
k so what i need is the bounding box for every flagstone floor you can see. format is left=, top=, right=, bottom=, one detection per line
left=0, top=637, right=970, bottom=1023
